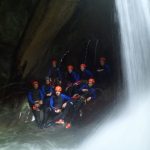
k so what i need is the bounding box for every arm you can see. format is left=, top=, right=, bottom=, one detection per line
left=41, top=85, right=46, bottom=96
left=86, top=70, right=94, bottom=78
left=90, top=88, right=96, bottom=100
left=50, top=97, right=55, bottom=109
left=50, top=86, right=53, bottom=93
left=74, top=72, right=80, bottom=82
left=61, top=94, right=71, bottom=102
left=39, top=90, right=44, bottom=100
left=27, top=92, right=35, bottom=105
left=77, top=84, right=87, bottom=93
left=105, top=64, right=111, bottom=74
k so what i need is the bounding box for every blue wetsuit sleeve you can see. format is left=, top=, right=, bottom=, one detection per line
left=78, top=84, right=87, bottom=94
left=91, top=89, right=96, bottom=100
left=27, top=92, right=35, bottom=105
left=39, top=90, right=44, bottom=101
left=50, top=97, right=54, bottom=109
left=105, top=65, right=111, bottom=74
left=72, top=72, right=79, bottom=82
left=51, top=87, right=54, bottom=94
left=87, top=70, right=94, bottom=78
left=61, top=94, right=71, bottom=102
left=77, top=73, right=80, bottom=81
left=41, top=86, right=46, bottom=96
left=75, top=72, right=80, bottom=81
left=50, top=87, right=53, bottom=93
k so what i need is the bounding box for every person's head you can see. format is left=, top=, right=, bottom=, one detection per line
left=32, top=81, right=39, bottom=89
left=80, top=64, right=86, bottom=71
left=45, top=77, right=51, bottom=85
left=55, top=86, right=62, bottom=96
left=88, top=78, right=95, bottom=87
left=67, top=65, right=74, bottom=73
left=52, top=59, right=57, bottom=67
left=99, top=57, right=106, bottom=66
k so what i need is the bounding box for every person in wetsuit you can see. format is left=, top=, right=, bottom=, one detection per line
left=96, top=57, right=111, bottom=88
left=41, top=77, right=53, bottom=127
left=48, top=59, right=62, bottom=86
left=49, top=86, right=72, bottom=125
left=79, top=64, right=93, bottom=84
left=65, top=78, right=96, bottom=129
left=65, top=65, right=80, bottom=96
left=27, top=81, right=44, bottom=127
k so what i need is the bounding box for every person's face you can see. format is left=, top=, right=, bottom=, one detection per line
left=100, top=60, right=105, bottom=66
left=33, top=83, right=39, bottom=89
left=52, top=61, right=57, bottom=67
left=68, top=69, right=73, bottom=73
left=46, top=79, right=50, bottom=85
left=80, top=66, right=85, bottom=71
left=56, top=91, right=61, bottom=96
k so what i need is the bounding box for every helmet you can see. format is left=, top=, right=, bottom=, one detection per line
left=80, top=64, right=87, bottom=68
left=100, top=57, right=106, bottom=62
left=67, top=65, right=74, bottom=70
left=32, top=80, right=39, bottom=85
left=55, top=86, right=62, bottom=92
left=88, top=78, right=95, bottom=84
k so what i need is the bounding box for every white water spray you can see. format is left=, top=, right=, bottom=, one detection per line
left=1, top=0, right=150, bottom=150
left=78, top=0, right=150, bottom=149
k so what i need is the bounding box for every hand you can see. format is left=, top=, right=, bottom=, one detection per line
left=62, top=103, right=67, bottom=108
left=82, top=89, right=88, bottom=92
left=35, top=100, right=40, bottom=103
left=39, top=100, right=43, bottom=105
left=97, top=69, right=104, bottom=72
left=55, top=109, right=61, bottom=113
left=73, top=94, right=79, bottom=97
left=35, top=103, right=40, bottom=107
left=74, top=82, right=78, bottom=86
left=72, top=94, right=80, bottom=100
left=47, top=93, right=52, bottom=97
left=86, top=97, right=92, bottom=102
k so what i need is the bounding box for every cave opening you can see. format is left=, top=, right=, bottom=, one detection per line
left=0, top=0, right=124, bottom=149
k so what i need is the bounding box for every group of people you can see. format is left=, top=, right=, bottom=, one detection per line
left=27, top=57, right=111, bottom=129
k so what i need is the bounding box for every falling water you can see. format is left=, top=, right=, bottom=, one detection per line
left=1, top=0, right=150, bottom=150
left=78, top=0, right=150, bottom=150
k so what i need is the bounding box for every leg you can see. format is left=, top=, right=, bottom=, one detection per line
left=65, top=100, right=83, bottom=129
left=42, top=106, right=51, bottom=124
left=61, top=102, right=73, bottom=121
left=32, top=110, right=41, bottom=126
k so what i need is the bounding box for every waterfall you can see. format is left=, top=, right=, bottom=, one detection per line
left=78, top=0, right=150, bottom=149
left=0, top=0, right=150, bottom=150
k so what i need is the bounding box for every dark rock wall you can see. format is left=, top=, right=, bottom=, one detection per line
left=0, top=0, right=39, bottom=84
left=0, top=0, right=122, bottom=85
